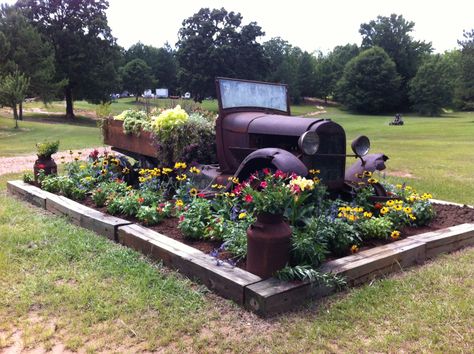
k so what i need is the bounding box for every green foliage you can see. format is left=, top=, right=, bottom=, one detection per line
left=0, top=5, right=60, bottom=106
left=0, top=69, right=30, bottom=127
left=176, top=7, right=267, bottom=101
left=411, top=200, right=436, bottom=226
left=275, top=265, right=346, bottom=288
left=35, top=139, right=59, bottom=157
left=91, top=181, right=128, bottom=208
left=291, top=226, right=329, bottom=266
left=22, top=171, right=33, bottom=183
left=455, top=29, right=474, bottom=110
left=120, top=59, right=155, bottom=99
left=336, top=47, right=401, bottom=113
left=178, top=197, right=213, bottom=240
left=19, top=0, right=121, bottom=117
left=409, top=55, right=455, bottom=115
left=356, top=217, right=394, bottom=240
left=359, top=13, right=432, bottom=107
left=221, top=220, right=252, bottom=259
left=136, top=203, right=172, bottom=226
left=124, top=42, right=177, bottom=93
left=95, top=102, right=112, bottom=119
left=114, top=109, right=150, bottom=135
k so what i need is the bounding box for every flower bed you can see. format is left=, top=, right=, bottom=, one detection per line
left=27, top=147, right=466, bottom=285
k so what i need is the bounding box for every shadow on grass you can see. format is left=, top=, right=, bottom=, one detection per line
left=21, top=113, right=98, bottom=127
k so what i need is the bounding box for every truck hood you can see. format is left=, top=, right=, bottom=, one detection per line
left=248, top=114, right=321, bottom=136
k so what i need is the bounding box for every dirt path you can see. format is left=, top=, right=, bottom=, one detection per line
left=0, top=147, right=109, bottom=176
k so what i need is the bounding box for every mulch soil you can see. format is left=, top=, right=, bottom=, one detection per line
left=80, top=197, right=474, bottom=271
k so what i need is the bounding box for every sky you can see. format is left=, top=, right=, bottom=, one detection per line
left=3, top=0, right=474, bottom=53
left=104, top=0, right=474, bottom=53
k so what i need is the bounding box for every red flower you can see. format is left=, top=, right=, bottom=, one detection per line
left=274, top=170, right=286, bottom=179
left=89, top=149, right=99, bottom=160
left=260, top=181, right=268, bottom=188
left=262, top=168, right=271, bottom=175
left=290, top=172, right=298, bottom=180
left=137, top=197, right=145, bottom=204
left=37, top=163, right=46, bottom=169
left=244, top=194, right=253, bottom=203
left=374, top=202, right=382, bottom=209
left=290, top=184, right=301, bottom=194
left=179, top=215, right=185, bottom=222
left=248, top=173, right=256, bottom=182
left=197, top=192, right=205, bottom=198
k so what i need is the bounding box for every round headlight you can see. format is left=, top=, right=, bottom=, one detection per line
left=298, top=131, right=320, bottom=155
left=351, top=135, right=370, bottom=157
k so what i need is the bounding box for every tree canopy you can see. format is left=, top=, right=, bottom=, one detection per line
left=17, top=0, right=121, bottom=118
left=120, top=59, right=155, bottom=100
left=176, top=8, right=267, bottom=101
left=336, top=47, right=401, bottom=114
left=0, top=69, right=30, bottom=128
left=456, top=29, right=474, bottom=110
left=360, top=14, right=432, bottom=108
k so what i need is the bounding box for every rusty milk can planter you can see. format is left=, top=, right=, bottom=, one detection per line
left=246, top=212, right=291, bottom=278
left=34, top=140, right=59, bottom=183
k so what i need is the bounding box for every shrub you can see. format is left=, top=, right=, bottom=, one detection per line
left=36, top=140, right=59, bottom=157
left=178, top=197, right=213, bottom=240
left=356, top=217, right=394, bottom=240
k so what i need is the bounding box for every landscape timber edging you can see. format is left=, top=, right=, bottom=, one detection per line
left=6, top=180, right=474, bottom=316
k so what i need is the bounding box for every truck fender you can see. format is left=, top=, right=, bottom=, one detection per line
left=345, top=153, right=389, bottom=183
left=234, top=148, right=308, bottom=181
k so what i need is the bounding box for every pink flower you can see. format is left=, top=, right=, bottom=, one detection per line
left=260, top=181, right=268, bottom=188
left=262, top=168, right=271, bottom=175
left=244, top=194, right=253, bottom=203
left=179, top=215, right=185, bottom=222
left=291, top=184, right=301, bottom=194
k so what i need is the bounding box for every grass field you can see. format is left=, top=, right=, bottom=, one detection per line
left=0, top=172, right=472, bottom=352
left=1, top=100, right=473, bottom=351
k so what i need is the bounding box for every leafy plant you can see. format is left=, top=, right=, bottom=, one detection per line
left=36, top=140, right=59, bottom=157
left=356, top=217, right=394, bottom=240
left=178, top=197, right=213, bottom=240
left=136, top=203, right=172, bottom=226
left=22, top=172, right=34, bottom=183
left=275, top=265, right=346, bottom=289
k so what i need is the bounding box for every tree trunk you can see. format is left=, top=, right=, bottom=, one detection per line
left=19, top=101, right=23, bottom=121
left=135, top=95, right=139, bottom=102
left=65, top=86, right=75, bottom=119
left=13, top=104, right=19, bottom=129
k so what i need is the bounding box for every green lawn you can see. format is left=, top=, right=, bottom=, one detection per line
left=0, top=115, right=103, bottom=157
left=0, top=172, right=472, bottom=352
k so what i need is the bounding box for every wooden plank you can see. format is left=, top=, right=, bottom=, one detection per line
left=408, top=223, right=474, bottom=258
left=7, top=180, right=48, bottom=208
left=245, top=239, right=426, bottom=316
left=45, top=194, right=130, bottom=240
left=117, top=224, right=261, bottom=304
left=245, top=278, right=334, bottom=316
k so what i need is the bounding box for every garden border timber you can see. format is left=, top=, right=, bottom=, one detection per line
left=6, top=180, right=474, bottom=317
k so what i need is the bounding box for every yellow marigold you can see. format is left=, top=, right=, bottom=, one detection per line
left=351, top=245, right=359, bottom=253
left=367, top=178, right=378, bottom=184
left=162, top=168, right=173, bottom=175
left=363, top=211, right=373, bottom=218
left=403, top=207, right=412, bottom=214
left=391, top=230, right=401, bottom=240
left=409, top=214, right=417, bottom=221
left=176, top=174, right=187, bottom=181
left=363, top=171, right=372, bottom=177
left=238, top=212, right=247, bottom=220
left=396, top=184, right=403, bottom=189
left=309, top=169, right=320, bottom=175
left=122, top=167, right=130, bottom=174
left=394, top=205, right=403, bottom=211
left=189, top=188, right=198, bottom=197
left=347, top=214, right=358, bottom=222
left=380, top=207, right=389, bottom=215
left=211, top=184, right=226, bottom=189
left=139, top=169, right=146, bottom=175
left=421, top=193, right=432, bottom=200
left=355, top=207, right=364, bottom=213
left=386, top=200, right=395, bottom=207
left=189, top=166, right=201, bottom=174
left=227, top=176, right=239, bottom=184
left=174, top=162, right=187, bottom=169
left=102, top=160, right=109, bottom=166
left=175, top=199, right=184, bottom=207
left=313, top=177, right=320, bottom=184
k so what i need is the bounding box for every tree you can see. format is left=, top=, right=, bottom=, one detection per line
left=316, top=44, right=359, bottom=101
left=176, top=8, right=267, bottom=101
left=335, top=47, right=401, bottom=114
left=124, top=42, right=177, bottom=93
left=456, top=29, right=474, bottom=110
left=0, top=69, right=30, bottom=128
left=297, top=51, right=316, bottom=97
left=0, top=4, right=59, bottom=120
left=17, top=0, right=121, bottom=118
left=263, top=37, right=302, bottom=102
left=360, top=14, right=432, bottom=108
left=120, top=59, right=155, bottom=100
left=408, top=55, right=455, bottom=116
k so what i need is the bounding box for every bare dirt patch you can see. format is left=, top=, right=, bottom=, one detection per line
left=0, top=147, right=108, bottom=176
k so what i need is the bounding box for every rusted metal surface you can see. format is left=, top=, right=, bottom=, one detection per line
left=246, top=213, right=291, bottom=279
left=103, top=120, right=157, bottom=158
